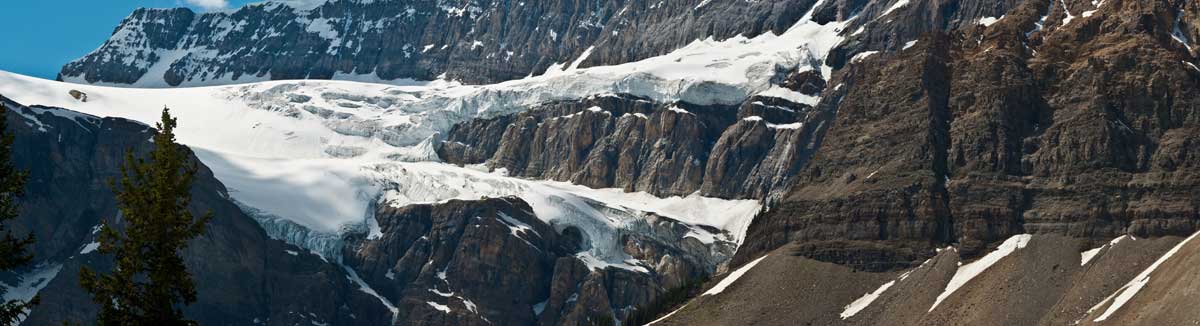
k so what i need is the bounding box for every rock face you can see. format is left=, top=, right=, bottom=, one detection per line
left=437, top=93, right=823, bottom=200
left=735, top=0, right=1200, bottom=270
left=0, top=96, right=392, bottom=325
left=340, top=197, right=733, bottom=325
left=59, top=0, right=822, bottom=86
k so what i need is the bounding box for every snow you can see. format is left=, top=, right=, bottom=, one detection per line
left=850, top=51, right=879, bottom=64
left=840, top=280, right=896, bottom=319
left=743, top=116, right=803, bottom=130
left=1080, top=247, right=1103, bottom=266
left=1027, top=0, right=1053, bottom=38
left=1173, top=8, right=1193, bottom=51
left=880, top=0, right=910, bottom=17
left=903, top=40, right=918, bottom=50
left=757, top=86, right=820, bottom=107
left=342, top=265, right=400, bottom=322
left=1081, top=0, right=1106, bottom=18
left=305, top=18, right=341, bottom=40
left=667, top=105, right=693, bottom=115
left=0, top=262, right=63, bottom=321
left=1060, top=0, right=1077, bottom=26
left=770, top=122, right=803, bottom=129
left=1081, top=235, right=1129, bottom=266
left=79, top=241, right=101, bottom=254
left=567, top=46, right=595, bottom=70
left=68, top=0, right=848, bottom=112
left=929, top=234, right=1032, bottom=312
left=1185, top=61, right=1200, bottom=73
left=368, top=162, right=758, bottom=270
left=841, top=255, right=936, bottom=319
left=496, top=211, right=540, bottom=247
left=1089, top=230, right=1200, bottom=322
left=427, top=302, right=452, bottom=313
left=702, top=255, right=768, bottom=296
left=532, top=300, right=548, bottom=315
left=978, top=16, right=1004, bottom=27
left=575, top=252, right=650, bottom=273
left=0, top=70, right=762, bottom=271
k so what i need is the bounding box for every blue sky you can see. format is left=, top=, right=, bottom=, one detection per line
left=0, top=1, right=258, bottom=79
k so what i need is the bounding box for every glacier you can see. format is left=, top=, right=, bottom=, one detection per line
left=0, top=2, right=845, bottom=269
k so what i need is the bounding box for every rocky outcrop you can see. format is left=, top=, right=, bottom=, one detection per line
left=59, top=0, right=823, bottom=86
left=735, top=33, right=955, bottom=270
left=343, top=197, right=564, bottom=325
left=735, top=0, right=1200, bottom=269
left=438, top=93, right=826, bottom=200
left=340, top=196, right=732, bottom=325
left=703, top=97, right=827, bottom=200
left=441, top=94, right=735, bottom=197
left=0, top=96, right=392, bottom=325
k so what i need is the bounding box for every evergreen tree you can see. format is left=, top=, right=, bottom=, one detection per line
left=0, top=103, right=34, bottom=325
left=79, top=108, right=212, bottom=325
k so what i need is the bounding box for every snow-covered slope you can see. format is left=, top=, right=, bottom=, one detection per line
left=0, top=69, right=766, bottom=267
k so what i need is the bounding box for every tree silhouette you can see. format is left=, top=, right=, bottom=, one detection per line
left=0, top=103, right=35, bottom=325
left=80, top=108, right=211, bottom=325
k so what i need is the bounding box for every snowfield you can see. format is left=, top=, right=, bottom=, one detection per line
left=0, top=69, right=765, bottom=269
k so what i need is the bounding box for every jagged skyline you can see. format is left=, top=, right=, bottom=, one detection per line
left=0, top=0, right=255, bottom=79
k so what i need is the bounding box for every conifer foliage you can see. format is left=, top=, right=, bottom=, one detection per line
left=79, top=108, right=212, bottom=325
left=0, top=103, right=34, bottom=325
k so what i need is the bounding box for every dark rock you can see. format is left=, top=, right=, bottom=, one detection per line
left=779, top=70, right=827, bottom=96
left=340, top=195, right=732, bottom=325
left=438, top=94, right=825, bottom=200
left=67, top=90, right=87, bottom=102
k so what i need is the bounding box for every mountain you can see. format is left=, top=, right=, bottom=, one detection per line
left=58, top=0, right=816, bottom=87
left=3, top=0, right=1199, bottom=324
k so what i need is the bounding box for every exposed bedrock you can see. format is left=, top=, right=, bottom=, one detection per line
left=438, top=93, right=829, bottom=200
left=735, top=0, right=1200, bottom=270
left=340, top=197, right=737, bottom=325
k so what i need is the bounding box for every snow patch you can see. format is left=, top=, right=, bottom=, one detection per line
left=841, top=280, right=896, bottom=319
left=850, top=51, right=879, bottom=64
left=427, top=301, right=452, bottom=313
left=880, top=0, right=910, bottom=17
left=1080, top=246, right=1103, bottom=266
left=79, top=241, right=101, bottom=254
left=0, top=262, right=64, bottom=321
left=702, top=255, right=768, bottom=296
left=929, top=234, right=1032, bottom=312
left=757, top=86, right=820, bottom=107
left=1089, top=230, right=1200, bottom=322
left=978, top=16, right=1004, bottom=26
